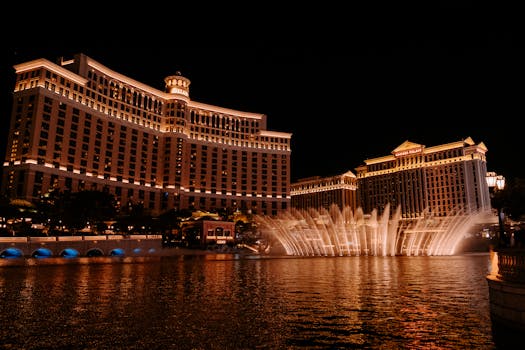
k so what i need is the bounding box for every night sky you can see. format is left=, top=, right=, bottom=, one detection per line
left=2, top=11, right=523, bottom=183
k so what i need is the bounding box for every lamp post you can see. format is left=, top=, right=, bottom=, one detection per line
left=486, top=172, right=506, bottom=247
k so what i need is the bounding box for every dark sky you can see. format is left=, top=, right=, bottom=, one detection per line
left=2, top=11, right=523, bottom=183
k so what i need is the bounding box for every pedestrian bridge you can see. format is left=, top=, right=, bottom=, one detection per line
left=0, top=235, right=163, bottom=258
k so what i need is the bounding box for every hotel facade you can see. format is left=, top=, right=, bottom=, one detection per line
left=290, top=171, right=358, bottom=212
left=355, top=138, right=492, bottom=219
left=1, top=53, right=292, bottom=217
left=291, top=138, right=492, bottom=220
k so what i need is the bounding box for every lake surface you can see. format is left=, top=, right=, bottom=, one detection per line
left=0, top=253, right=506, bottom=349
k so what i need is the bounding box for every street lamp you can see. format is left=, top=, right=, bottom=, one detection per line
left=486, top=171, right=506, bottom=246
left=486, top=171, right=497, bottom=188
left=496, top=175, right=505, bottom=191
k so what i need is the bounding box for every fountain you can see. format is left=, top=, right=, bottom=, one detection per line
left=255, top=204, right=491, bottom=256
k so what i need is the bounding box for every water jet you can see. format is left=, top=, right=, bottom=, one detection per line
left=256, top=204, right=491, bottom=256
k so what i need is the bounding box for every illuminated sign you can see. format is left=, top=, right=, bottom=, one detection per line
left=168, top=87, right=189, bottom=96
left=394, top=147, right=422, bottom=157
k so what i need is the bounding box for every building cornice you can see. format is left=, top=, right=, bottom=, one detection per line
left=188, top=101, right=266, bottom=120
left=14, top=58, right=88, bottom=85
left=260, top=130, right=292, bottom=139
left=85, top=57, right=188, bottom=101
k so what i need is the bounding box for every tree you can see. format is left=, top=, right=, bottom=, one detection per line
left=500, top=177, right=525, bottom=222
left=50, top=190, right=118, bottom=231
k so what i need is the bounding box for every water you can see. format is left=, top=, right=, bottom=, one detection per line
left=256, top=205, right=493, bottom=256
left=0, top=253, right=503, bottom=349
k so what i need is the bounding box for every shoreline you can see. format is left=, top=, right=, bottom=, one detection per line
left=0, top=246, right=260, bottom=267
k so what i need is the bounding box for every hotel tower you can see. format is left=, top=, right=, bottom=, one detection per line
left=355, top=137, right=492, bottom=219
left=2, top=53, right=292, bottom=216
left=290, top=137, right=493, bottom=221
left=291, top=171, right=358, bottom=212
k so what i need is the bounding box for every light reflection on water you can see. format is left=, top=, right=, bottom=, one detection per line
left=0, top=254, right=497, bottom=349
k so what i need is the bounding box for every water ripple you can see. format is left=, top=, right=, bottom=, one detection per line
left=0, top=254, right=498, bottom=349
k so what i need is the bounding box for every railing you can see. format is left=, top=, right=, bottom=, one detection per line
left=0, top=235, right=162, bottom=243
left=496, top=248, right=525, bottom=283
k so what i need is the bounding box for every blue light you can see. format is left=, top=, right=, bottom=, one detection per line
left=33, top=247, right=53, bottom=258
left=1, top=247, right=24, bottom=259
left=110, top=248, right=125, bottom=256
left=61, top=248, right=80, bottom=258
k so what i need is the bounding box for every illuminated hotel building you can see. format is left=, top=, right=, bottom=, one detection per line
left=290, top=171, right=358, bottom=212
left=1, top=53, right=292, bottom=216
left=354, top=137, right=492, bottom=218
